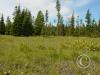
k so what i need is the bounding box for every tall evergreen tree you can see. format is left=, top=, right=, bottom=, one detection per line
left=85, top=9, right=92, bottom=36
left=22, top=10, right=33, bottom=36
left=5, top=17, right=12, bottom=35
left=13, top=6, right=33, bottom=36
left=56, top=0, right=61, bottom=35
left=0, top=14, right=5, bottom=35
left=13, top=6, right=21, bottom=36
left=70, top=12, right=75, bottom=36
left=20, top=9, right=26, bottom=35
left=45, top=10, right=49, bottom=35
left=34, top=11, right=44, bottom=35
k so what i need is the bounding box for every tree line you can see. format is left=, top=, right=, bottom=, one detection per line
left=0, top=0, right=100, bottom=37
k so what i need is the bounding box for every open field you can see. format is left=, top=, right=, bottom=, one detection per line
left=0, top=35, right=100, bottom=75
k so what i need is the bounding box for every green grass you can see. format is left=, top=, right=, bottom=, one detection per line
left=0, top=35, right=100, bottom=75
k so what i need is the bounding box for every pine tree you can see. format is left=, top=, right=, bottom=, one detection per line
left=70, top=12, right=75, bottom=36
left=45, top=10, right=49, bottom=35
left=34, top=10, right=44, bottom=35
left=85, top=9, right=92, bottom=36
left=56, top=0, right=61, bottom=24
left=13, top=6, right=33, bottom=36
left=5, top=17, right=12, bottom=35
left=56, top=0, right=61, bottom=35
left=13, top=5, right=21, bottom=36
left=20, top=9, right=26, bottom=35
left=0, top=14, right=5, bottom=35
left=22, top=10, right=33, bottom=36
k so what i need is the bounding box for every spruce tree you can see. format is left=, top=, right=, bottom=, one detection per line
left=45, top=10, right=49, bottom=35
left=34, top=11, right=44, bottom=35
left=13, top=6, right=21, bottom=36
left=85, top=9, right=92, bottom=36
left=0, top=14, right=5, bottom=35
left=70, top=12, right=75, bottom=36
left=56, top=0, right=61, bottom=35
left=22, top=10, right=33, bottom=36
left=20, top=9, right=26, bottom=35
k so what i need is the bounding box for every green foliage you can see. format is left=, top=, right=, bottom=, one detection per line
left=56, top=0, right=62, bottom=36
left=85, top=9, right=92, bottom=36
left=13, top=6, right=21, bottom=36
left=12, top=6, right=33, bottom=36
left=21, top=10, right=33, bottom=36
left=57, top=16, right=65, bottom=36
left=56, top=0, right=61, bottom=24
left=0, top=5, right=100, bottom=37
left=70, top=12, right=75, bottom=35
left=0, top=14, right=5, bottom=35
left=34, top=10, right=44, bottom=35
left=45, top=10, right=49, bottom=35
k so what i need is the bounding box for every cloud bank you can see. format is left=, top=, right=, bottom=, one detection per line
left=0, top=0, right=92, bottom=21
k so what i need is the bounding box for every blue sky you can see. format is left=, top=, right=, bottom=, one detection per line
left=0, top=0, right=100, bottom=23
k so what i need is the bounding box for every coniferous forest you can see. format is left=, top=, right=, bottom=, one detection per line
left=0, top=0, right=100, bottom=37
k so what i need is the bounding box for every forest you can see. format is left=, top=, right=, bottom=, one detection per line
left=0, top=0, right=100, bottom=37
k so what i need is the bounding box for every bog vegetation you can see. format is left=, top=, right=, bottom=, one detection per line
left=0, top=36, right=100, bottom=75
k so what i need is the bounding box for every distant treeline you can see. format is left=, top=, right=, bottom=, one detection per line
left=0, top=0, right=100, bottom=37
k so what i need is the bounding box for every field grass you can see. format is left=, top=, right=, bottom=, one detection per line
left=0, top=35, right=100, bottom=75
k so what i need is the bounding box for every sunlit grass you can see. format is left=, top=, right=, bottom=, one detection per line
left=0, top=35, right=100, bottom=75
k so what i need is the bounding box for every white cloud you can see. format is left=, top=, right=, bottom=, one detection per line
left=0, top=0, right=92, bottom=22
left=16, top=0, right=91, bottom=18
left=16, top=0, right=72, bottom=19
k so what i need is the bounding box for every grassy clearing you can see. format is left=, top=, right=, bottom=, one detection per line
left=0, top=35, right=100, bottom=75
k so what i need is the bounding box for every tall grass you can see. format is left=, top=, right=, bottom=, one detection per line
left=0, top=36, right=100, bottom=75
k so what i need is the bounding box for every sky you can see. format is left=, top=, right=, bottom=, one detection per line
left=0, top=0, right=100, bottom=23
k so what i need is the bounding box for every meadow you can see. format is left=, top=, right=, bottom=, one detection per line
left=0, top=35, right=100, bottom=75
